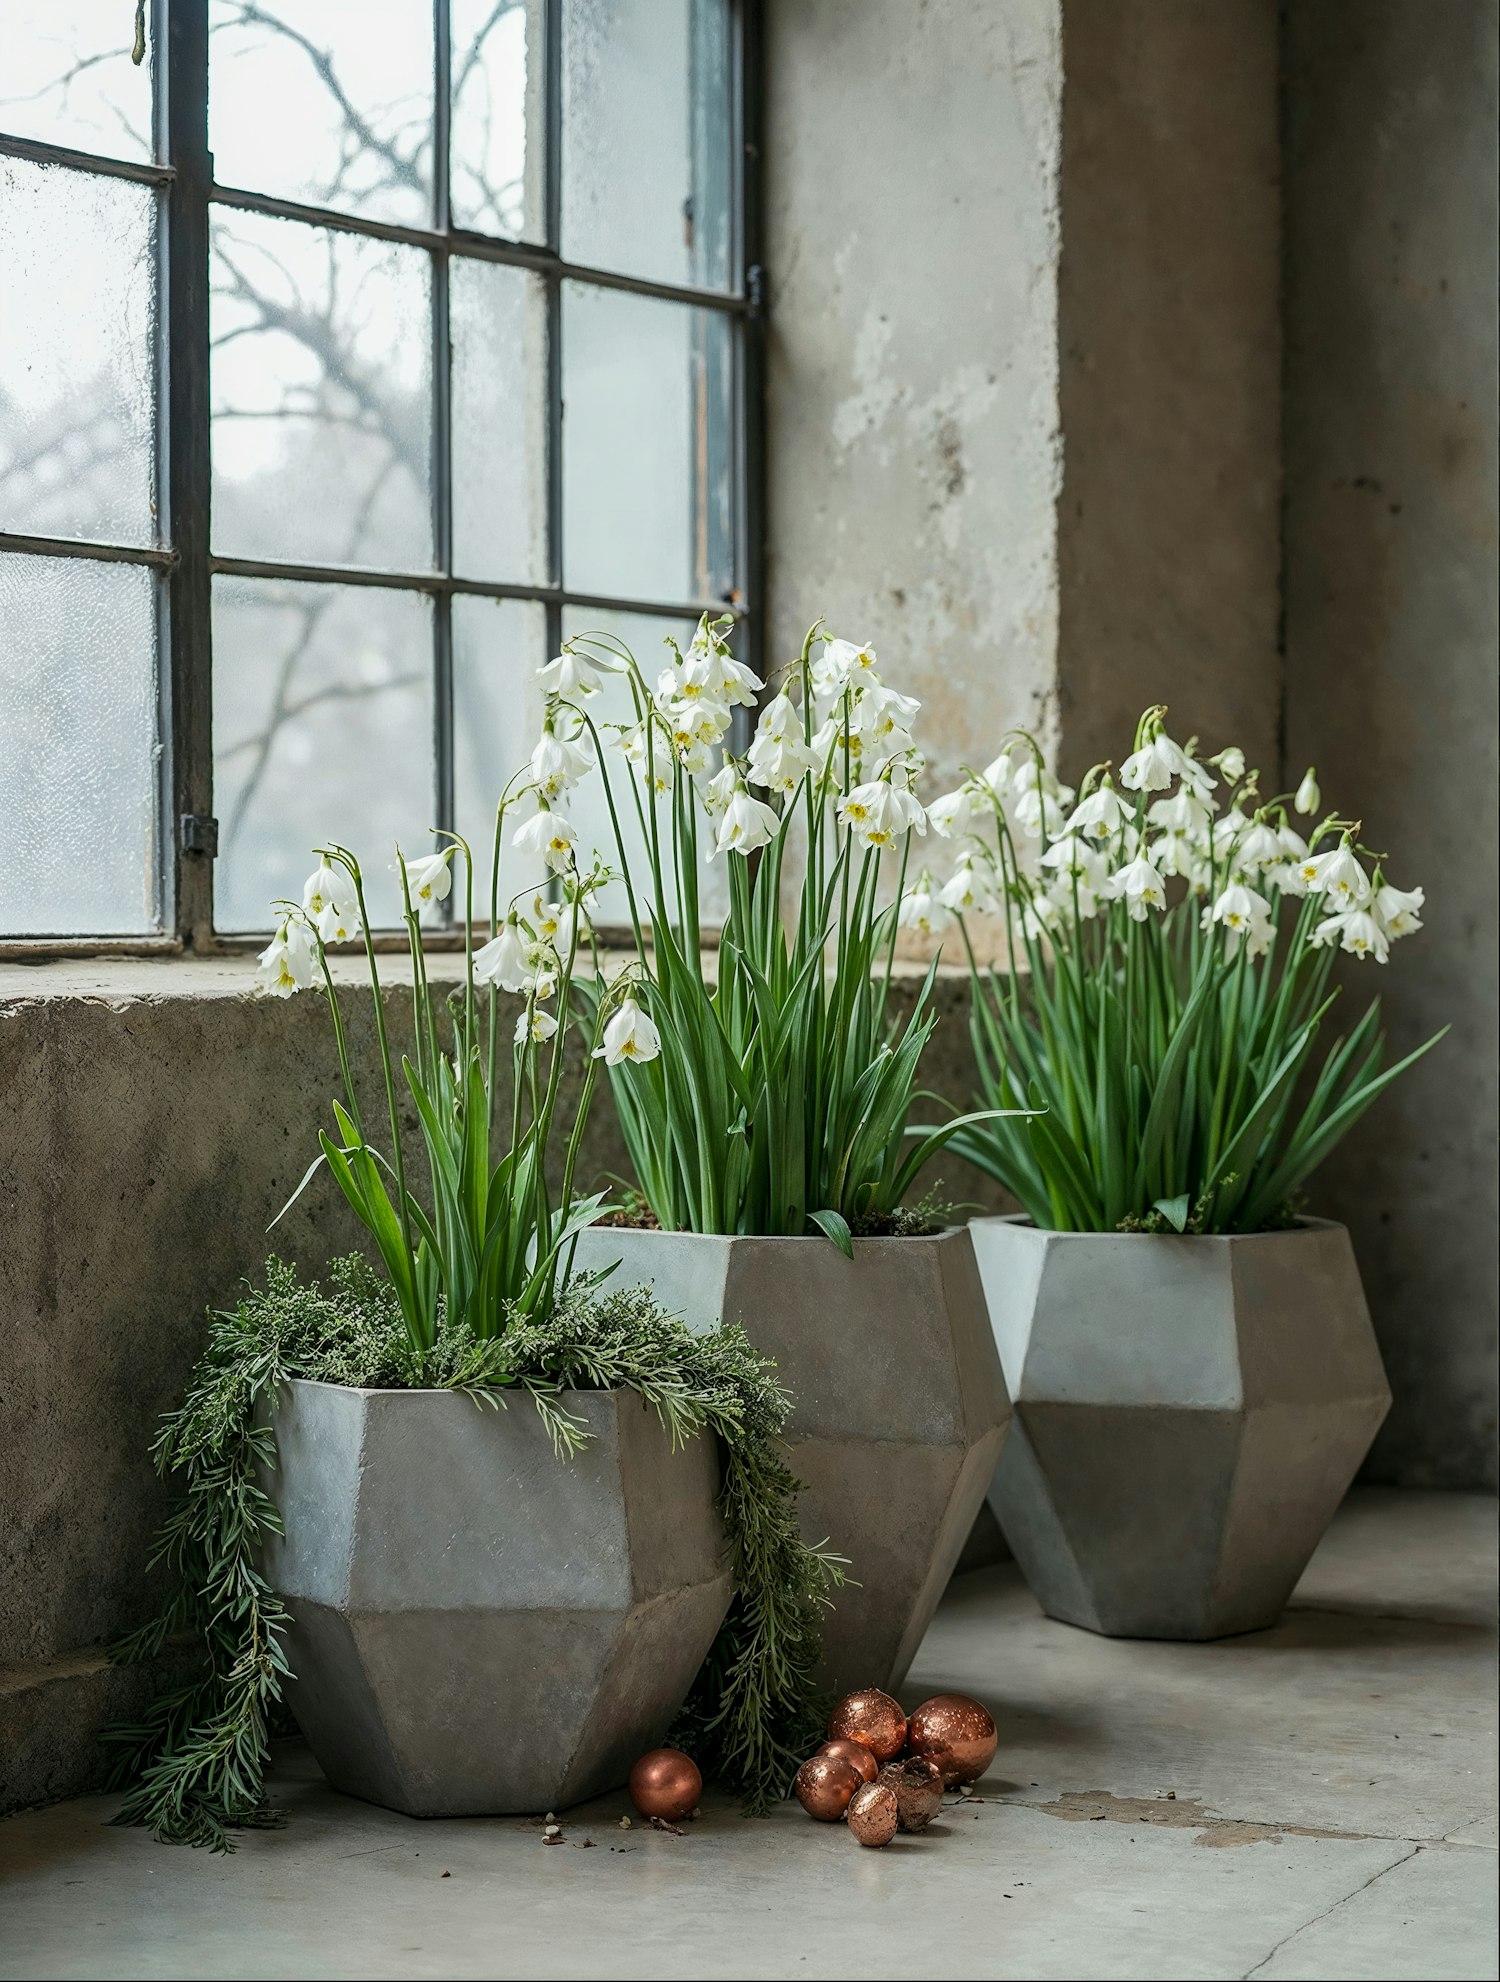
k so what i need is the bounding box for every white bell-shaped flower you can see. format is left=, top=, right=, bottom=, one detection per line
left=514, top=806, right=579, bottom=876
left=514, top=1007, right=560, bottom=1045
left=714, top=784, right=782, bottom=857
left=1310, top=907, right=1389, bottom=962
left=593, top=995, right=662, bottom=1066
left=1371, top=880, right=1425, bottom=939
left=255, top=913, right=317, bottom=998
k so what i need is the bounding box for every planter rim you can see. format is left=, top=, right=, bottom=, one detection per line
left=578, top=1224, right=968, bottom=1246
left=280, top=1376, right=626, bottom=1402
left=972, top=1212, right=1343, bottom=1242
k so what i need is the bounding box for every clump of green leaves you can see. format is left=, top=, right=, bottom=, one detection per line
left=108, top=1259, right=844, bottom=1850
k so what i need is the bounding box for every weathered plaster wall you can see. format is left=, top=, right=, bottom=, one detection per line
left=763, top=0, right=1063, bottom=787
left=1055, top=0, right=1283, bottom=784
left=1282, top=2, right=1500, bottom=1488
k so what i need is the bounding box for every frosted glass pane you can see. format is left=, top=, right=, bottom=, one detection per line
left=213, top=578, right=434, bottom=931
left=451, top=260, right=548, bottom=583
left=559, top=607, right=725, bottom=928
left=0, top=554, right=160, bottom=936
left=562, top=284, right=733, bottom=605
left=562, top=0, right=732, bottom=289
left=209, top=0, right=434, bottom=228
left=0, top=159, right=156, bottom=546
left=211, top=211, right=431, bottom=568
left=451, top=0, right=545, bottom=241
left=452, top=596, right=548, bottom=906
left=0, top=1, right=154, bottom=162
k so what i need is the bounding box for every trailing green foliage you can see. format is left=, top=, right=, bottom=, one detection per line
left=108, top=1259, right=843, bottom=1849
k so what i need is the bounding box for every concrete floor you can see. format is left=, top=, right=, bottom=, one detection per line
left=1, top=1489, right=1494, bottom=1982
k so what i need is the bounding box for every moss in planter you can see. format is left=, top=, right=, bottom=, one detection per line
left=106, top=1256, right=845, bottom=1849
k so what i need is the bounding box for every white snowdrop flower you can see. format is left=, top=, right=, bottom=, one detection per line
left=615, top=721, right=675, bottom=793
left=1012, top=784, right=1068, bottom=841
left=530, top=725, right=594, bottom=803
left=747, top=730, right=818, bottom=794
left=1211, top=880, right=1274, bottom=936
left=473, top=917, right=532, bottom=992
left=536, top=648, right=604, bottom=697
left=887, top=770, right=927, bottom=836
left=1277, top=823, right=1310, bottom=862
left=1235, top=820, right=1285, bottom=871
left=754, top=690, right=803, bottom=745
left=1068, top=781, right=1130, bottom=842
left=898, top=873, right=955, bottom=937
left=255, top=914, right=317, bottom=998
left=1106, top=853, right=1168, bottom=920
left=1152, top=833, right=1198, bottom=881
left=714, top=785, right=782, bottom=857
left=514, top=807, right=579, bottom=876
left=529, top=891, right=581, bottom=954
left=1294, top=767, right=1322, bottom=816
left=1147, top=786, right=1216, bottom=837
left=980, top=748, right=1015, bottom=795
left=1266, top=860, right=1309, bottom=897
left=302, top=860, right=350, bottom=920
left=514, top=1007, right=559, bottom=1045
left=819, top=636, right=881, bottom=688
left=1310, top=907, right=1389, bottom=963
left=1371, top=881, right=1425, bottom=939
left=927, top=787, right=986, bottom=839
left=854, top=680, right=922, bottom=746
left=1306, top=843, right=1371, bottom=908
left=1040, top=833, right=1099, bottom=881
left=1022, top=891, right=1062, bottom=940
left=594, top=995, right=662, bottom=1066
left=398, top=849, right=455, bottom=910
left=939, top=854, right=1002, bottom=916
left=317, top=901, right=360, bottom=945
left=1213, top=746, right=1247, bottom=782
left=837, top=779, right=907, bottom=850
left=701, top=763, right=742, bottom=818
left=1120, top=729, right=1195, bottom=793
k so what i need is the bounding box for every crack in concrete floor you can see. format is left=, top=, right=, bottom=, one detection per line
left=1238, top=1843, right=1423, bottom=1979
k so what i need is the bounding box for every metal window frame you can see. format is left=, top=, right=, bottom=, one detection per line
left=0, top=0, right=765, bottom=954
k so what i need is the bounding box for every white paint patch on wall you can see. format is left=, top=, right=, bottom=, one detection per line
left=764, top=0, right=1063, bottom=801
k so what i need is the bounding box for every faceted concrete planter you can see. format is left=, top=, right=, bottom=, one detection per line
left=970, top=1216, right=1392, bottom=1639
left=261, top=1379, right=732, bottom=1817
left=571, top=1227, right=1011, bottom=1693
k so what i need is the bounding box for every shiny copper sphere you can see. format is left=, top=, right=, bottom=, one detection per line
left=827, top=1688, right=907, bottom=1764
left=794, top=1753, right=861, bottom=1821
left=816, top=1738, right=879, bottom=1784
left=628, top=1747, right=702, bottom=1821
left=905, top=1693, right=998, bottom=1786
left=846, top=1781, right=899, bottom=1848
left=877, top=1755, right=945, bottom=1831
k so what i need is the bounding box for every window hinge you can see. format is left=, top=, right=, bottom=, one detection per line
left=180, top=814, right=219, bottom=858
left=747, top=264, right=767, bottom=316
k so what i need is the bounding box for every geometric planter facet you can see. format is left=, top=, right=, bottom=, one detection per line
left=970, top=1216, right=1391, bottom=1640
left=261, top=1379, right=733, bottom=1816
left=570, top=1227, right=1011, bottom=1694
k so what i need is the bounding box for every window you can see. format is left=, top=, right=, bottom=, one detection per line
left=0, top=0, right=761, bottom=943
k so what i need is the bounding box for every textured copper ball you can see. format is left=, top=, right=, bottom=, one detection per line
left=877, top=1755, right=945, bottom=1832
left=816, top=1738, right=879, bottom=1784
left=628, top=1747, right=702, bottom=1821
left=794, top=1753, right=861, bottom=1821
left=846, top=1781, right=900, bottom=1848
left=827, top=1688, right=907, bottom=1764
left=906, top=1693, right=998, bottom=1786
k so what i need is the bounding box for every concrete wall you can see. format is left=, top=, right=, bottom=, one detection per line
left=763, top=0, right=1063, bottom=788
left=1282, top=2, right=1500, bottom=1487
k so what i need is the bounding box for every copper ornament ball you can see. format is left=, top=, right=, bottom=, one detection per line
left=877, top=1755, right=945, bottom=1832
left=905, top=1693, right=998, bottom=1786
left=846, top=1781, right=900, bottom=1849
left=794, top=1753, right=862, bottom=1822
left=827, top=1688, right=907, bottom=1764
left=816, top=1738, right=879, bottom=1785
left=628, top=1747, right=702, bottom=1822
